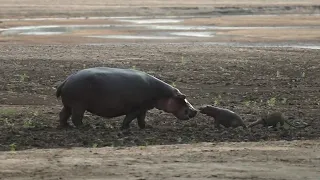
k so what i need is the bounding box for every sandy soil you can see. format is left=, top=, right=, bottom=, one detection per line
left=1, top=140, right=320, bottom=180
left=0, top=0, right=320, bottom=179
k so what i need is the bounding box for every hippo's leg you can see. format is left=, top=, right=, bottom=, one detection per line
left=271, top=122, right=278, bottom=128
left=137, top=111, right=147, bottom=129
left=242, top=123, right=248, bottom=129
left=121, top=111, right=142, bottom=130
left=58, top=106, right=71, bottom=128
left=71, top=105, right=85, bottom=127
left=213, top=120, right=221, bottom=129
left=279, top=120, right=284, bottom=127
left=230, top=120, right=238, bottom=128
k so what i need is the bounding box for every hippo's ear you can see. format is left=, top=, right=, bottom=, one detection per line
left=173, top=89, right=186, bottom=99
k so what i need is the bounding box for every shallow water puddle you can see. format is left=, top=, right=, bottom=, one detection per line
left=116, top=19, right=183, bottom=24
left=87, top=35, right=180, bottom=40
left=1, top=15, right=320, bottom=42
left=289, top=45, right=320, bottom=50
left=146, top=25, right=311, bottom=30
left=1, top=25, right=113, bottom=36
left=170, top=32, right=214, bottom=37
left=0, top=24, right=160, bottom=36
left=1, top=18, right=317, bottom=37
left=0, top=23, right=217, bottom=39
left=20, top=32, right=65, bottom=35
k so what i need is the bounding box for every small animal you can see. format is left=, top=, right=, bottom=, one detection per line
left=56, top=67, right=198, bottom=129
left=198, top=105, right=247, bottom=129
left=248, top=112, right=309, bottom=129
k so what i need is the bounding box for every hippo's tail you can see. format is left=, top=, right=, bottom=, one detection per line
left=55, top=80, right=66, bottom=98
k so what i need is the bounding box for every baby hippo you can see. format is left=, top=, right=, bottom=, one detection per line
left=248, top=112, right=309, bottom=129
left=199, top=105, right=247, bottom=129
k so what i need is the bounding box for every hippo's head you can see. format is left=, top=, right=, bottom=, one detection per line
left=198, top=105, right=215, bottom=114
left=197, top=105, right=222, bottom=118
left=156, top=88, right=198, bottom=120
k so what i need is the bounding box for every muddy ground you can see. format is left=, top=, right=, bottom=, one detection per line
left=1, top=43, right=320, bottom=151
left=0, top=0, right=320, bottom=179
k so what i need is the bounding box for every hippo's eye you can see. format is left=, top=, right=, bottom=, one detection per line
left=184, top=109, right=189, bottom=115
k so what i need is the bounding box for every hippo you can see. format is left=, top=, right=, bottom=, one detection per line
left=198, top=105, right=247, bottom=129
left=55, top=67, right=197, bottom=129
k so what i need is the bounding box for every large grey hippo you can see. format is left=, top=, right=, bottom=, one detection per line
left=55, top=67, right=197, bottom=129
